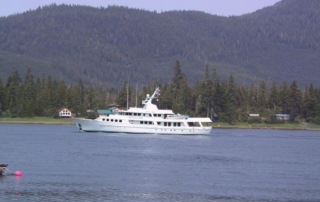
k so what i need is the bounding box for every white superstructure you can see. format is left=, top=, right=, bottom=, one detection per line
left=72, top=88, right=212, bottom=135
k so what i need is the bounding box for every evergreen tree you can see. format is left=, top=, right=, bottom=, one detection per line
left=171, top=60, right=188, bottom=113
left=0, top=78, right=7, bottom=112
left=192, top=81, right=202, bottom=115
left=5, top=70, right=21, bottom=117
left=51, top=80, right=60, bottom=109
left=202, top=65, right=213, bottom=117
left=34, top=77, right=45, bottom=116
left=288, top=80, right=303, bottom=121
left=279, top=81, right=289, bottom=114
left=316, top=88, right=320, bottom=117
left=302, top=84, right=317, bottom=121
left=237, top=86, right=250, bottom=121
left=195, top=94, right=203, bottom=116
left=55, top=80, right=68, bottom=108
left=45, top=76, right=53, bottom=112
left=73, top=79, right=86, bottom=116
left=258, top=81, right=267, bottom=110
left=158, top=83, right=172, bottom=110
left=267, top=81, right=278, bottom=110
left=86, top=86, right=96, bottom=109
left=212, top=68, right=224, bottom=117
left=225, top=75, right=237, bottom=123
left=22, top=68, right=36, bottom=117
left=171, top=60, right=184, bottom=95
left=249, top=83, right=258, bottom=112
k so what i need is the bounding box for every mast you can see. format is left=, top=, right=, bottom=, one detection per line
left=126, top=82, right=129, bottom=110
left=135, top=79, right=138, bottom=108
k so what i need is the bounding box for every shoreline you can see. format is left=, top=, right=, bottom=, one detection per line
left=1, top=118, right=319, bottom=131
left=212, top=126, right=319, bottom=131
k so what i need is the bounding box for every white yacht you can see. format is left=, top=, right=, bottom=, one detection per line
left=71, top=88, right=212, bottom=135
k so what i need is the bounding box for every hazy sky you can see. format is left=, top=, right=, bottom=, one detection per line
left=1, top=0, right=281, bottom=17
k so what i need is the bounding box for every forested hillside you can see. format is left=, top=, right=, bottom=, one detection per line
left=0, top=0, right=319, bottom=87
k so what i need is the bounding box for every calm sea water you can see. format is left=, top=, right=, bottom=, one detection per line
left=0, top=123, right=319, bottom=201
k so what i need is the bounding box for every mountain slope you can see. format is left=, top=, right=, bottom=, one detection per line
left=0, top=0, right=319, bottom=87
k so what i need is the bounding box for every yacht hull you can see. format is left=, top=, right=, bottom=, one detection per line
left=72, top=118, right=212, bottom=135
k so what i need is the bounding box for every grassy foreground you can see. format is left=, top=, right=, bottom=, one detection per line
left=1, top=117, right=320, bottom=130
left=212, top=121, right=320, bottom=130
left=0, top=117, right=73, bottom=124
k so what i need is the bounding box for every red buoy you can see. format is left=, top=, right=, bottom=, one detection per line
left=15, top=170, right=22, bottom=176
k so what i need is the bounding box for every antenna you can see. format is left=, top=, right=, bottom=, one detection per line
left=135, top=79, right=138, bottom=108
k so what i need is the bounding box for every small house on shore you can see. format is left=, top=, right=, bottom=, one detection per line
left=248, top=114, right=260, bottom=119
left=275, top=114, right=290, bottom=120
left=58, top=108, right=72, bottom=118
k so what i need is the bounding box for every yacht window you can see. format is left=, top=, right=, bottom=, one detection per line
left=157, top=122, right=161, bottom=125
left=178, top=123, right=181, bottom=127
left=149, top=121, right=152, bottom=125
left=144, top=121, right=148, bottom=124
left=173, top=122, right=176, bottom=126
left=138, top=113, right=141, bottom=116
left=187, top=122, right=200, bottom=127
left=125, top=113, right=128, bottom=115
left=134, top=113, right=137, bottom=116
left=102, top=118, right=105, bottom=121
left=107, top=119, right=109, bottom=122
left=201, top=122, right=210, bottom=126
left=119, top=120, right=122, bottom=122
left=115, top=119, right=118, bottom=122
left=140, top=121, right=143, bottom=124
left=149, top=114, right=152, bottom=117
left=129, top=113, right=132, bottom=116
left=164, top=122, right=167, bottom=126
left=168, top=122, right=171, bottom=127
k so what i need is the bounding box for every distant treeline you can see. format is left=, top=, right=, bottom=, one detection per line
left=1, top=61, right=320, bottom=124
